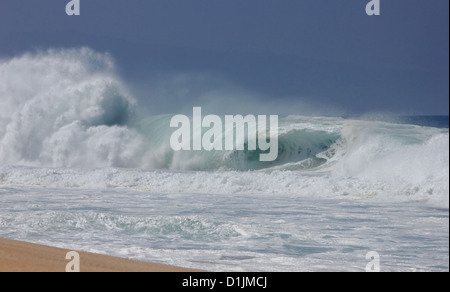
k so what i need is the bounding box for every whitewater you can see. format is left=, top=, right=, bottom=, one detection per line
left=0, top=48, right=448, bottom=271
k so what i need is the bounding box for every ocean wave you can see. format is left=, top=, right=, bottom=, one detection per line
left=0, top=48, right=448, bottom=206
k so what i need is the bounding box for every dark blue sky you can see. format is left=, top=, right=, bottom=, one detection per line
left=0, top=0, right=448, bottom=115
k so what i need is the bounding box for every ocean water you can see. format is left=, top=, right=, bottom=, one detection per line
left=0, top=48, right=448, bottom=271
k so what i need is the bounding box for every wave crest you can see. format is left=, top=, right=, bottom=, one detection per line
left=0, top=48, right=143, bottom=167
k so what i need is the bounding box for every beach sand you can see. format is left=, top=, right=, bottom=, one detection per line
left=0, top=238, right=201, bottom=272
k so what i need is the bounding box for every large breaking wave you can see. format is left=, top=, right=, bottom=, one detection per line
left=0, top=48, right=342, bottom=171
left=0, top=48, right=147, bottom=168
left=0, top=48, right=448, bottom=205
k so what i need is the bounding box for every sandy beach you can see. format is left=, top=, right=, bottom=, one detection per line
left=0, top=238, right=201, bottom=272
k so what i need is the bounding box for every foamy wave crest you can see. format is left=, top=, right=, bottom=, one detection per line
left=0, top=48, right=154, bottom=168
left=331, top=121, right=449, bottom=206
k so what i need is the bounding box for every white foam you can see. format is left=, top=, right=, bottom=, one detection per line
left=1, top=187, right=447, bottom=271
left=1, top=162, right=447, bottom=207
left=0, top=48, right=156, bottom=168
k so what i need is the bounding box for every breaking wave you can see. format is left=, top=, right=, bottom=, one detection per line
left=0, top=48, right=448, bottom=205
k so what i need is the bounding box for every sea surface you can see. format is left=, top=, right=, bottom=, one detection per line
left=0, top=49, right=448, bottom=271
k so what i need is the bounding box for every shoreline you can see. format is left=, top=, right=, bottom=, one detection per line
left=0, top=238, right=202, bottom=272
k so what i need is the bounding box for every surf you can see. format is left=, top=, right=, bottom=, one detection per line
left=0, top=48, right=448, bottom=206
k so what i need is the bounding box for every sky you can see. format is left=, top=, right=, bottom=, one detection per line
left=0, top=0, right=449, bottom=115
